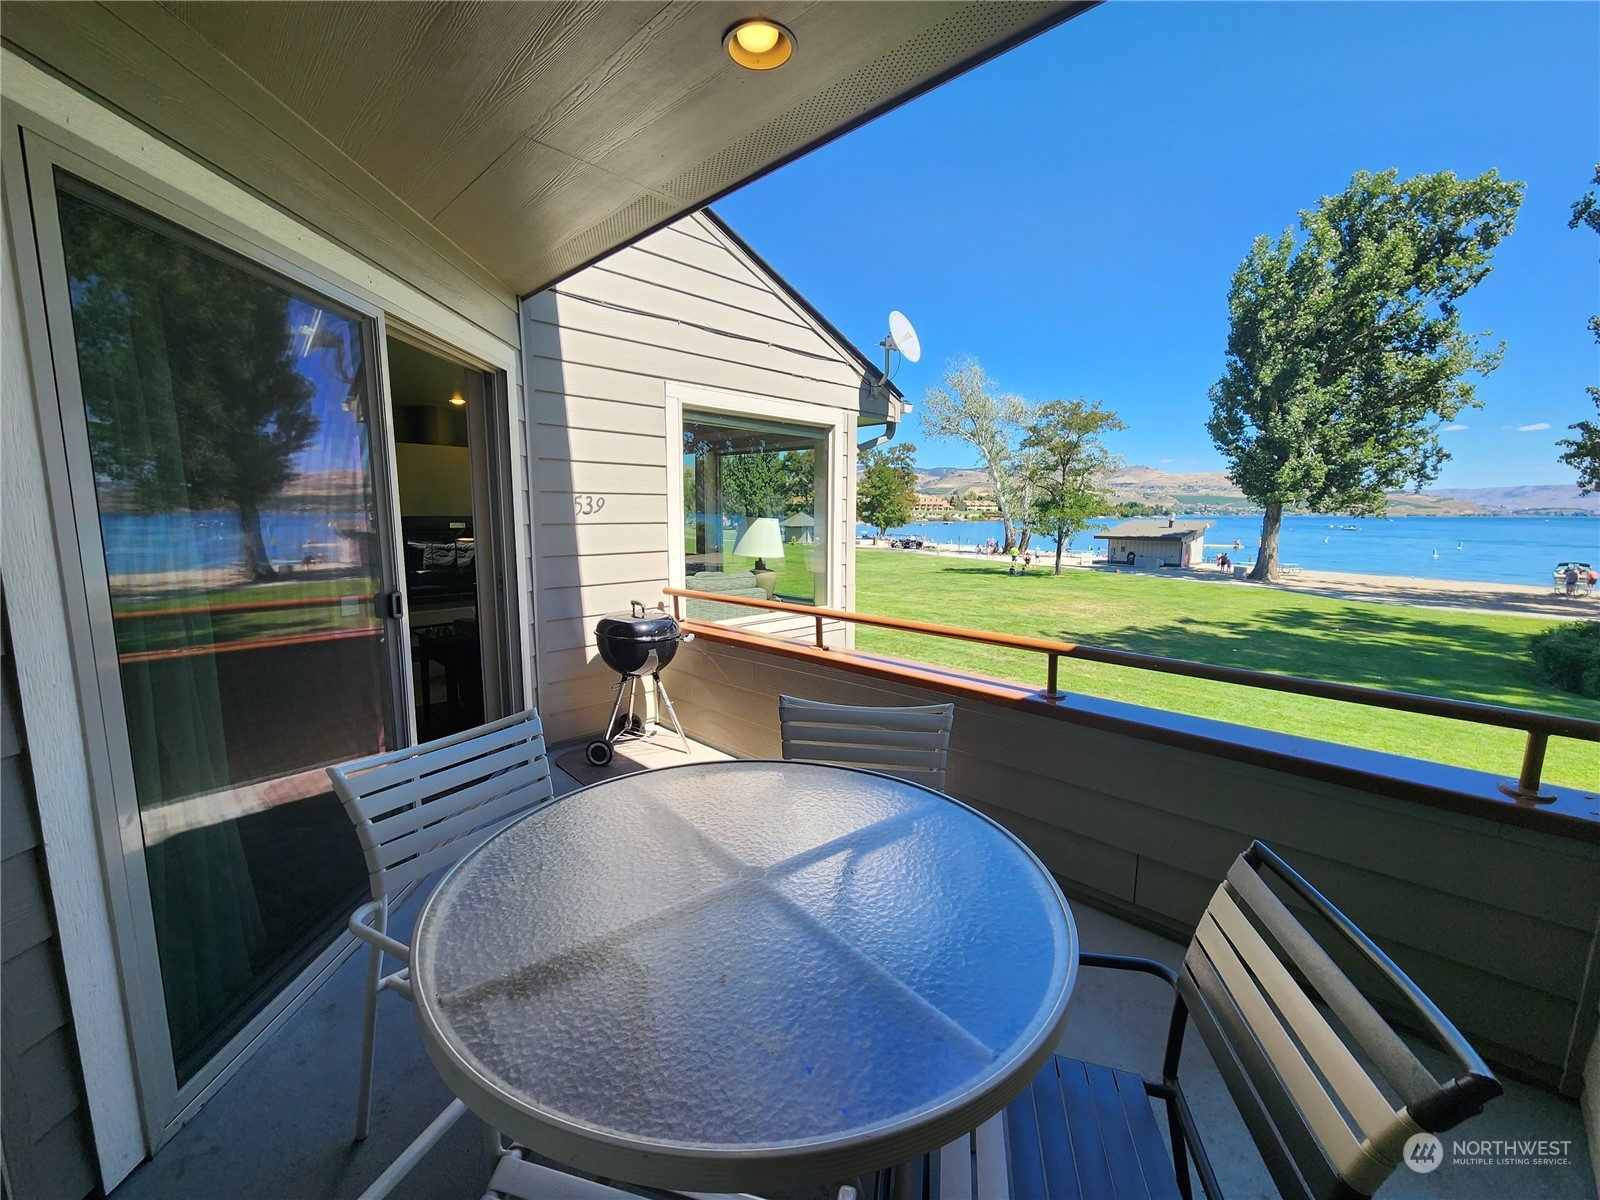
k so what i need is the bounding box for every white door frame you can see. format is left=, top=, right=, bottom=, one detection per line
left=1, top=49, right=531, bottom=1179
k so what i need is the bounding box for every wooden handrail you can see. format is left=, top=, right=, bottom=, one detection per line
left=663, top=587, right=1599, bottom=801
left=113, top=593, right=361, bottom=620
left=117, top=625, right=381, bottom=664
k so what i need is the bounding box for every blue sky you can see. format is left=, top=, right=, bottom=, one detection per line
left=716, top=2, right=1600, bottom=490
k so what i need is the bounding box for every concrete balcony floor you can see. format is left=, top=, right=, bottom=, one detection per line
left=109, top=743, right=1597, bottom=1200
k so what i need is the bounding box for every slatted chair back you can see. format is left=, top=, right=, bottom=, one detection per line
left=778, top=695, right=955, bottom=791
left=1177, top=841, right=1501, bottom=1200
left=329, top=709, right=554, bottom=903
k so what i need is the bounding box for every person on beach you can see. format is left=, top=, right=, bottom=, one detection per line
left=1218, top=553, right=1230, bottom=571
left=1565, top=566, right=1580, bottom=596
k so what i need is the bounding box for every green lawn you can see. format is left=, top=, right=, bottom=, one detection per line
left=111, top=576, right=378, bottom=653
left=852, top=552, right=1600, bottom=790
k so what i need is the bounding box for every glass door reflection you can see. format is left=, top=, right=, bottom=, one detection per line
left=54, top=173, right=402, bottom=1082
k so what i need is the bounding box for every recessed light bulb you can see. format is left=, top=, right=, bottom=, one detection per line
left=735, top=21, right=781, bottom=54
left=448, top=393, right=466, bottom=407
left=725, top=18, right=793, bottom=69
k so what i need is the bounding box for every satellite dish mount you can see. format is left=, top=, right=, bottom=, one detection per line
left=861, top=310, right=920, bottom=451
left=881, top=309, right=921, bottom=375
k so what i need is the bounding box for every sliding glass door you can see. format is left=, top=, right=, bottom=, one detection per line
left=38, top=168, right=409, bottom=1091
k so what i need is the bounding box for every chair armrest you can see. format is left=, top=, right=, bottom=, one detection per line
left=1080, top=951, right=1178, bottom=987
left=350, top=899, right=411, bottom=964
left=1081, top=952, right=1189, bottom=1083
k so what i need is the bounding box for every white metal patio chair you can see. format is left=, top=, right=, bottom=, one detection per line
left=778, top=695, right=955, bottom=791
left=904, top=841, right=1502, bottom=1199
left=328, top=708, right=555, bottom=1143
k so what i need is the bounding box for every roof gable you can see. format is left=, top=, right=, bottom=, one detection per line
left=694, top=210, right=901, bottom=401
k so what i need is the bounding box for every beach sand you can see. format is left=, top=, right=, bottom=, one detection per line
left=856, top=540, right=1596, bottom=619
left=1184, top=564, right=1594, bottom=620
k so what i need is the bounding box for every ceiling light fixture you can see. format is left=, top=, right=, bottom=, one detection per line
left=724, top=19, right=794, bottom=71
left=448, top=392, right=466, bottom=407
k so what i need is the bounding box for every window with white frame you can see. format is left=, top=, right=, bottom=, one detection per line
left=680, top=408, right=829, bottom=619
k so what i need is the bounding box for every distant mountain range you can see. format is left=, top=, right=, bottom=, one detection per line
left=914, top=465, right=1600, bottom=516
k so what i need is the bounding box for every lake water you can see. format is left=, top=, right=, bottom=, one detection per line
left=859, top=514, right=1600, bottom=588
left=100, top=509, right=368, bottom=576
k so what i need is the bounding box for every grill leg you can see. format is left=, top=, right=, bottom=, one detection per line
left=652, top=671, right=690, bottom=753
left=625, top=674, right=639, bottom=735
left=602, top=674, right=629, bottom=747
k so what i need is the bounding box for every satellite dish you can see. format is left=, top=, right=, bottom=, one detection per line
left=886, top=310, right=921, bottom=364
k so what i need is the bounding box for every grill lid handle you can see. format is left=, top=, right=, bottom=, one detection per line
left=630, top=600, right=646, bottom=618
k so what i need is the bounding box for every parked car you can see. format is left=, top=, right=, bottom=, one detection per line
left=890, top=535, right=926, bottom=549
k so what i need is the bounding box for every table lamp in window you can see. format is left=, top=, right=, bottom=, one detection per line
left=733, top=517, right=784, bottom=600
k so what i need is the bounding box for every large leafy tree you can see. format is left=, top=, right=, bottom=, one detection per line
left=920, top=357, right=1032, bottom=550
left=781, top=449, right=817, bottom=513
left=857, top=443, right=918, bottom=538
left=1557, top=166, right=1600, bottom=494
left=713, top=448, right=798, bottom=517
left=59, top=187, right=321, bottom=581
left=1022, top=399, right=1126, bottom=575
left=1206, top=169, right=1523, bottom=580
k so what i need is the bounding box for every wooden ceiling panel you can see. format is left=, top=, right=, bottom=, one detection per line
left=159, top=1, right=655, bottom=220
left=143, top=0, right=1091, bottom=295
left=161, top=1, right=467, bottom=151
left=527, top=1, right=832, bottom=173
left=431, top=138, right=643, bottom=283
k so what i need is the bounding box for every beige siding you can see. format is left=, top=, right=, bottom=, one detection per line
left=669, top=637, right=1600, bottom=1094
left=525, top=214, right=871, bottom=744
left=1, top=605, right=98, bottom=1200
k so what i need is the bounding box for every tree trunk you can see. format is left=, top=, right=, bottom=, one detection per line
left=1018, top=528, right=1032, bottom=554
left=238, top=500, right=277, bottom=581
left=1053, top=541, right=1065, bottom=576
left=1250, top=502, right=1282, bottom=581
left=1001, top=517, right=1016, bottom=551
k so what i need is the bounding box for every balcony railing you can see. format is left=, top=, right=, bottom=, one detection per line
left=665, top=587, right=1600, bottom=809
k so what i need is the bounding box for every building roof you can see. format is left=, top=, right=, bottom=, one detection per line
left=702, top=209, right=901, bottom=402
left=1093, top=520, right=1213, bottom=541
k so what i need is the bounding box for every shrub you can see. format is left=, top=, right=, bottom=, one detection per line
left=1530, top=621, right=1600, bottom=699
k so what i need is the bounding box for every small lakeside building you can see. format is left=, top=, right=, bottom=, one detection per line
left=1095, top=518, right=1213, bottom=567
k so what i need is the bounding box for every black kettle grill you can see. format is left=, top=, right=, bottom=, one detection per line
left=585, top=600, right=692, bottom=767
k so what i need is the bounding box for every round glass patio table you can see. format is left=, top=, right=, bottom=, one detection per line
left=410, top=759, right=1078, bottom=1191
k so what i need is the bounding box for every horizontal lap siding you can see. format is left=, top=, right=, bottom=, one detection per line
left=1, top=610, right=97, bottom=1200
left=669, top=638, right=1600, bottom=1093
left=526, top=213, right=867, bottom=743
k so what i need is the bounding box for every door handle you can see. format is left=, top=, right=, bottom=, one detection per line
left=379, top=590, right=405, bottom=620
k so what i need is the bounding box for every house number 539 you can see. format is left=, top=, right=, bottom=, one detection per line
left=572, top=494, right=607, bottom=516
